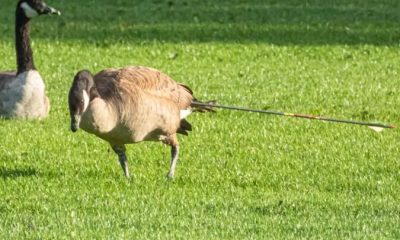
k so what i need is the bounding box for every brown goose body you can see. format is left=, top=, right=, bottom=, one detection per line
left=81, top=66, right=193, bottom=143
left=69, top=66, right=210, bottom=178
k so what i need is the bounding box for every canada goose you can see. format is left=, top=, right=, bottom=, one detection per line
left=68, top=66, right=213, bottom=178
left=0, top=0, right=60, bottom=119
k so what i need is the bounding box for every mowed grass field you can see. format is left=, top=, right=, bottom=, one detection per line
left=1, top=0, right=400, bottom=238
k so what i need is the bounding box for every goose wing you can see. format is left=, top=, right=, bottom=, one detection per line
left=0, top=71, right=16, bottom=79
left=0, top=71, right=16, bottom=90
left=94, top=66, right=194, bottom=110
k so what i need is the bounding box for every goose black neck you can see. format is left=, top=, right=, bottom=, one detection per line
left=15, top=7, right=36, bottom=74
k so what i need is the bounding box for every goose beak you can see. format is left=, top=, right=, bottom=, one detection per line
left=71, top=123, right=78, bottom=132
left=42, top=6, right=61, bottom=16
left=71, top=115, right=81, bottom=132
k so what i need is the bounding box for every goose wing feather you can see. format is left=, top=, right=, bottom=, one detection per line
left=93, top=66, right=194, bottom=110
left=0, top=71, right=16, bottom=89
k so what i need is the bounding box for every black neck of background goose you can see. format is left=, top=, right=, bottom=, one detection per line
left=15, top=6, right=36, bottom=74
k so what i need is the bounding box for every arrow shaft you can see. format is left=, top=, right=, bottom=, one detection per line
left=191, top=101, right=396, bottom=129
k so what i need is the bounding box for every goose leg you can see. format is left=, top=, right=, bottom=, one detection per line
left=111, top=144, right=129, bottom=178
left=167, top=145, right=179, bottom=179
left=165, top=134, right=179, bottom=179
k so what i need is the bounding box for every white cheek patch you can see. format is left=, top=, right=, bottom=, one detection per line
left=21, top=2, right=39, bottom=18
left=82, top=90, right=90, bottom=112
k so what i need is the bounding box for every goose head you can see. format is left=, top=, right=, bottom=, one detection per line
left=68, top=70, right=95, bottom=132
left=18, top=0, right=61, bottom=19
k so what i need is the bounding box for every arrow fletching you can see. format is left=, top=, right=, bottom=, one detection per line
left=368, top=126, right=385, bottom=133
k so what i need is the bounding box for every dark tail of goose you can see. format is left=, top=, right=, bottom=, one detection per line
left=176, top=100, right=216, bottom=136
left=177, top=119, right=192, bottom=136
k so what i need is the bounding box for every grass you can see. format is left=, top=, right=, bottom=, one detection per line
left=0, top=0, right=400, bottom=239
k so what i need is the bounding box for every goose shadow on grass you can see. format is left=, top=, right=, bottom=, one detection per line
left=1, top=0, right=399, bottom=46
left=0, top=166, right=38, bottom=179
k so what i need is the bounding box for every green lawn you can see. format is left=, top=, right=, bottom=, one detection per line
left=1, top=0, right=400, bottom=239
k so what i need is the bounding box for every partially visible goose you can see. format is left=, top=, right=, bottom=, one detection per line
left=68, top=66, right=213, bottom=178
left=0, top=0, right=60, bottom=119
